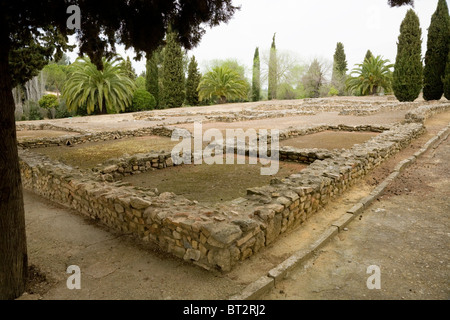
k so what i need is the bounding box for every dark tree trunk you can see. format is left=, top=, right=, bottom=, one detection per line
left=219, top=96, right=227, bottom=104
left=0, top=24, right=28, bottom=300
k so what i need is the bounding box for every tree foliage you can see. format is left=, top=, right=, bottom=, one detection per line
left=185, top=56, right=201, bottom=106
left=393, top=9, right=422, bottom=102
left=423, top=0, right=450, bottom=101
left=129, top=89, right=156, bottom=112
left=388, top=0, right=414, bottom=7
left=123, top=56, right=137, bottom=80
left=146, top=49, right=161, bottom=107
left=332, top=42, right=348, bottom=96
left=252, top=47, right=261, bottom=102
left=198, top=67, right=248, bottom=104
left=444, top=51, right=450, bottom=100
left=346, top=56, right=394, bottom=96
left=268, top=33, right=278, bottom=100
left=302, top=59, right=326, bottom=98
left=42, top=63, right=68, bottom=95
left=365, top=50, right=374, bottom=63
left=62, top=56, right=136, bottom=114
left=38, top=94, right=59, bottom=110
left=161, top=31, right=185, bottom=108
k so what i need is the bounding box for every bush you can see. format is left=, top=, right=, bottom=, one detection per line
left=328, top=86, right=339, bottom=96
left=127, top=89, right=156, bottom=112
left=38, top=94, right=59, bottom=110
left=28, top=101, right=44, bottom=120
left=55, top=99, right=73, bottom=119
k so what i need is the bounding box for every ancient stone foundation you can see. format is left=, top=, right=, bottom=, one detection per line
left=19, top=121, right=425, bottom=271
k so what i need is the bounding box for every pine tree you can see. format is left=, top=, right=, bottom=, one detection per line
left=365, top=50, right=374, bottom=63
left=393, top=9, right=423, bottom=102
left=268, top=33, right=278, bottom=100
left=185, top=56, right=201, bottom=106
left=252, top=47, right=261, bottom=102
left=332, top=42, right=348, bottom=95
left=423, top=0, right=450, bottom=101
left=444, top=50, right=450, bottom=100
left=146, top=51, right=160, bottom=107
left=161, top=31, right=185, bottom=108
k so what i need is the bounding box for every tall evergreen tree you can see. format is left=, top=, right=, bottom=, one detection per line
left=124, top=56, right=137, bottom=80
left=365, top=50, right=374, bottom=63
left=268, top=33, right=278, bottom=100
left=393, top=9, right=423, bottom=102
left=185, top=56, right=201, bottom=106
left=161, top=31, right=185, bottom=108
left=444, top=50, right=450, bottom=100
left=332, top=42, right=348, bottom=95
left=252, top=47, right=261, bottom=102
left=146, top=50, right=160, bottom=107
left=423, top=0, right=450, bottom=100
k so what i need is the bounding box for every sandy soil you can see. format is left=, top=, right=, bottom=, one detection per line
left=122, top=158, right=306, bottom=204
left=262, top=133, right=449, bottom=300
left=280, top=131, right=378, bottom=150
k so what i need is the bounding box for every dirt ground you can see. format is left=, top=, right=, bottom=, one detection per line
left=280, top=131, right=378, bottom=150
left=262, top=134, right=449, bottom=300
left=122, top=158, right=306, bottom=204
left=16, top=99, right=450, bottom=300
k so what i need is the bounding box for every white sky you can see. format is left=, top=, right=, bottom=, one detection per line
left=67, top=0, right=442, bottom=78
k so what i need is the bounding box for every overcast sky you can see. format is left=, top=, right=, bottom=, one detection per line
left=67, top=0, right=442, bottom=78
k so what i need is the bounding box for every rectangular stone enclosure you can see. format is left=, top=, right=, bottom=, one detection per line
left=18, top=116, right=433, bottom=271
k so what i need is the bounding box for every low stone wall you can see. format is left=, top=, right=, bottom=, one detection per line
left=19, top=121, right=425, bottom=272
left=94, top=152, right=175, bottom=182
left=16, top=125, right=175, bottom=149
left=405, top=102, right=450, bottom=123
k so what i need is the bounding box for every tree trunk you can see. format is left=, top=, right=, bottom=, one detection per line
left=0, top=24, right=28, bottom=300
left=219, top=96, right=227, bottom=104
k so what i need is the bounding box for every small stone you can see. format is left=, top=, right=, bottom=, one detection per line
left=114, top=203, right=124, bottom=214
left=130, top=197, right=152, bottom=209
left=184, top=249, right=201, bottom=261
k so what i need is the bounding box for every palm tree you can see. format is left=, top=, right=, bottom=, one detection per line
left=346, top=55, right=394, bottom=96
left=62, top=56, right=136, bottom=114
left=198, top=66, right=248, bottom=104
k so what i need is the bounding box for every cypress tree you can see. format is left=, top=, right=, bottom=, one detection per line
left=332, top=42, right=348, bottom=95
left=185, top=56, right=201, bottom=106
left=124, top=56, right=136, bottom=80
left=268, top=33, right=277, bottom=100
left=393, top=9, right=423, bottom=102
left=444, top=50, right=450, bottom=100
left=364, top=50, right=374, bottom=63
left=161, top=31, right=185, bottom=108
left=252, top=47, right=261, bottom=102
left=146, top=51, right=160, bottom=107
left=423, top=0, right=450, bottom=101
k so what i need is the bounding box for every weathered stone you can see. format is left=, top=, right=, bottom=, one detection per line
left=207, top=248, right=231, bottom=271
left=130, top=197, right=151, bottom=209
left=206, top=223, right=242, bottom=247
left=265, top=214, right=282, bottom=245
left=183, top=248, right=201, bottom=261
left=103, top=165, right=118, bottom=173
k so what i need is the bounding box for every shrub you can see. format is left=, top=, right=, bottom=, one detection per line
left=55, top=99, right=73, bottom=119
left=128, top=89, right=156, bottom=112
left=328, top=86, right=339, bottom=96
